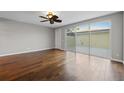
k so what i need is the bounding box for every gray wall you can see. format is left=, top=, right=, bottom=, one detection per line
left=55, top=28, right=65, bottom=50
left=0, top=18, right=55, bottom=56
left=55, top=12, right=123, bottom=61
left=123, top=12, right=124, bottom=62
left=110, top=12, right=123, bottom=61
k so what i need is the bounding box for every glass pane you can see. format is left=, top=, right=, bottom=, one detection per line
left=66, top=32, right=76, bottom=51
left=65, top=27, right=76, bottom=52
left=90, top=21, right=111, bottom=58
left=90, top=21, right=111, bottom=30
left=77, top=24, right=89, bottom=32
left=76, top=31, right=90, bottom=55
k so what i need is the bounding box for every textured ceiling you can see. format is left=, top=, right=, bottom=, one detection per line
left=0, top=11, right=117, bottom=28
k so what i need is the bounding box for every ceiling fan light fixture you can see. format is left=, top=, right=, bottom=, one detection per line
left=47, top=12, right=54, bottom=18
left=39, top=11, right=62, bottom=24
left=41, top=11, right=60, bottom=17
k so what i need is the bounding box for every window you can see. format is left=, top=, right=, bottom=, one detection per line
left=90, top=21, right=111, bottom=31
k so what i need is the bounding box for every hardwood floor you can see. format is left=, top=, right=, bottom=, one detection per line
left=0, top=49, right=124, bottom=81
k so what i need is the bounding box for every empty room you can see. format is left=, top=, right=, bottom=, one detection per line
left=0, top=11, right=124, bottom=81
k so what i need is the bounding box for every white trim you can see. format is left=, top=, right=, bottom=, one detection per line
left=0, top=48, right=54, bottom=57
left=111, top=58, right=123, bottom=63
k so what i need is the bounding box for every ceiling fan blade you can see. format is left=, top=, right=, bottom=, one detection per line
left=39, top=16, right=48, bottom=19
left=40, top=20, right=49, bottom=22
left=52, top=15, right=58, bottom=19
left=54, top=19, right=62, bottom=23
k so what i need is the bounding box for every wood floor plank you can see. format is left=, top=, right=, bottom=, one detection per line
left=0, top=49, right=124, bottom=81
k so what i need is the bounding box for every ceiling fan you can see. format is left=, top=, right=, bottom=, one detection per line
left=39, top=12, right=62, bottom=24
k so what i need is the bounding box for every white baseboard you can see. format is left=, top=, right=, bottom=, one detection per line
left=0, top=48, right=54, bottom=57
left=111, top=58, right=123, bottom=63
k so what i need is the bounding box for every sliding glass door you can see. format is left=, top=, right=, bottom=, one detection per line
left=76, top=24, right=90, bottom=55
left=65, top=27, right=76, bottom=52
left=90, top=21, right=111, bottom=58
left=65, top=21, right=111, bottom=59
left=65, top=28, right=76, bottom=68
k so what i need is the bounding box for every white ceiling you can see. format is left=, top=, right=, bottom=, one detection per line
left=0, top=11, right=117, bottom=28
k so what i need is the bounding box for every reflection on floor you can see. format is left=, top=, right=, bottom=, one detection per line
left=76, top=53, right=124, bottom=80
left=0, top=49, right=124, bottom=81
left=76, top=46, right=110, bottom=58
